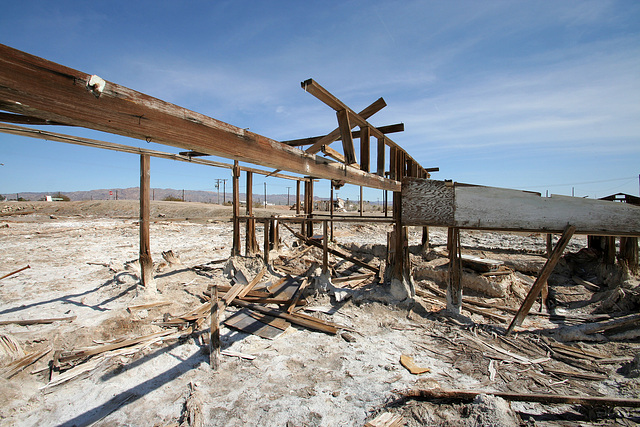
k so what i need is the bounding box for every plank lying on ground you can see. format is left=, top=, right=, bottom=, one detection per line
left=364, top=412, right=404, bottom=427
left=127, top=301, right=171, bottom=312
left=415, top=289, right=508, bottom=323
left=1, top=346, right=52, bottom=378
left=224, top=309, right=289, bottom=339
left=400, top=388, right=640, bottom=408
left=221, top=349, right=255, bottom=360
left=332, top=273, right=375, bottom=283
left=0, top=315, right=77, bottom=326
left=281, top=222, right=379, bottom=273
left=232, top=300, right=339, bottom=334
left=571, top=276, right=601, bottom=292
left=555, top=313, right=640, bottom=341
left=0, top=265, right=30, bottom=281
left=542, top=367, right=607, bottom=381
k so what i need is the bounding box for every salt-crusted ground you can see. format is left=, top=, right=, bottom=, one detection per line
left=0, top=201, right=638, bottom=426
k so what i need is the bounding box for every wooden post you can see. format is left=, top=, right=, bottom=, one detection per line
left=296, top=180, right=301, bottom=214
left=546, top=234, right=553, bottom=258
left=323, top=220, right=329, bottom=274
left=263, top=219, right=270, bottom=265
left=359, top=186, right=363, bottom=217
left=139, top=154, right=155, bottom=293
left=620, top=236, right=639, bottom=274
left=330, top=183, right=334, bottom=242
left=506, top=225, right=576, bottom=335
left=209, top=286, right=220, bottom=370
left=305, top=179, right=314, bottom=238
left=447, top=227, right=462, bottom=314
left=376, top=136, right=385, bottom=177
left=232, top=161, right=241, bottom=256
left=421, top=226, right=429, bottom=252
left=245, top=171, right=258, bottom=255
left=360, top=125, right=370, bottom=172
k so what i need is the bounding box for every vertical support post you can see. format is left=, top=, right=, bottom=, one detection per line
left=359, top=186, right=364, bottom=217
left=263, top=219, right=270, bottom=265
left=447, top=227, right=462, bottom=314
left=245, top=171, right=258, bottom=255
left=305, top=179, right=314, bottom=238
left=546, top=234, right=553, bottom=258
left=232, top=161, right=241, bottom=256
left=421, top=226, right=429, bottom=252
left=209, top=286, right=219, bottom=370
left=360, top=126, right=370, bottom=172
left=330, top=183, right=334, bottom=242
left=139, top=154, right=155, bottom=293
left=296, top=180, right=301, bottom=215
left=376, top=136, right=385, bottom=176
left=383, top=189, right=388, bottom=217
left=322, top=220, right=329, bottom=275
left=620, top=237, right=639, bottom=274
left=506, top=225, right=576, bottom=335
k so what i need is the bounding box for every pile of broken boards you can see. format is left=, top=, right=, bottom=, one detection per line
left=0, top=249, right=360, bottom=389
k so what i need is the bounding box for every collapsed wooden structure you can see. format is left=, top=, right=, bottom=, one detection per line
left=1, top=43, right=639, bottom=341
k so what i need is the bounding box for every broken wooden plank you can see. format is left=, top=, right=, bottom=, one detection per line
left=282, top=123, right=404, bottom=147
left=210, top=286, right=220, bottom=370
left=1, top=346, right=51, bottom=378
left=571, top=276, right=600, bottom=292
left=400, top=355, right=430, bottom=375
left=221, top=349, right=255, bottom=360
left=231, top=300, right=339, bottom=334
left=555, top=313, right=640, bottom=341
left=542, top=367, right=607, bottom=381
left=0, top=315, right=77, bottom=326
left=400, top=388, right=640, bottom=408
left=287, top=278, right=310, bottom=314
left=506, top=225, right=576, bottom=335
left=332, top=273, right=375, bottom=284
left=127, top=301, right=171, bottom=312
left=238, top=267, right=267, bottom=298
left=224, top=309, right=289, bottom=339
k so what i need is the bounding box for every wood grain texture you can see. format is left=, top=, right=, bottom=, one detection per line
left=402, top=178, right=640, bottom=236
left=401, top=179, right=454, bottom=226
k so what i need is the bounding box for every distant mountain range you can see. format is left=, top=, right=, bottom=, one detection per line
left=2, top=187, right=385, bottom=206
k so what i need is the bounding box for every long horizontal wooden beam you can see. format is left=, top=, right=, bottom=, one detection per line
left=0, top=44, right=400, bottom=192
left=0, top=123, right=308, bottom=181
left=402, top=178, right=640, bottom=236
left=301, top=79, right=425, bottom=176
left=281, top=123, right=404, bottom=147
left=0, top=112, right=71, bottom=126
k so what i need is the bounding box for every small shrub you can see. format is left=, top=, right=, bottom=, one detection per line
left=162, top=195, right=183, bottom=202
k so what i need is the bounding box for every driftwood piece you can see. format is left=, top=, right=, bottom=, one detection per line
left=181, top=382, right=204, bottom=427
left=0, top=315, right=77, bottom=326
left=0, top=265, right=30, bottom=281
left=400, top=388, right=640, bottom=408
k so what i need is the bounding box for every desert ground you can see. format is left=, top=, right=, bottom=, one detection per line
left=0, top=200, right=639, bottom=426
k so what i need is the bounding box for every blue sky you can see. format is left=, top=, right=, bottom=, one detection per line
left=1, top=0, right=639, bottom=201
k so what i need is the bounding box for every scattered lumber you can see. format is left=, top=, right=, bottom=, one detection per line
left=181, top=382, right=204, bottom=427
left=400, top=388, right=640, bottom=408
left=224, top=308, right=290, bottom=339
left=415, top=288, right=507, bottom=323
left=571, top=276, right=600, bottom=292
left=1, top=346, right=52, bottom=378
left=232, top=300, right=339, bottom=334
left=332, top=273, right=375, bottom=283
left=542, top=367, right=607, bottom=381
left=221, top=349, right=255, bottom=360
left=0, top=315, right=77, bottom=326
left=0, top=265, right=30, bottom=281
left=281, top=222, right=379, bottom=273
left=459, top=254, right=503, bottom=273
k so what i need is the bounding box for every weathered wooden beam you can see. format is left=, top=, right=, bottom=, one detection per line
left=282, top=123, right=404, bottom=147
left=447, top=227, right=462, bottom=314
left=209, top=286, right=220, bottom=370
left=0, top=44, right=399, bottom=191
left=336, top=109, right=357, bottom=165
left=0, top=112, right=70, bottom=126
left=506, top=225, right=576, bottom=335
left=402, top=179, right=640, bottom=236
left=232, top=161, right=241, bottom=256
left=320, top=144, right=346, bottom=163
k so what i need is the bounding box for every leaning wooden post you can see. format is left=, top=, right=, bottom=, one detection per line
left=209, top=285, right=220, bottom=370
left=139, top=154, right=155, bottom=293
left=506, top=224, right=576, bottom=335
left=322, top=220, right=329, bottom=274
left=447, top=227, right=462, bottom=314
left=231, top=161, right=241, bottom=256
left=263, top=219, right=270, bottom=265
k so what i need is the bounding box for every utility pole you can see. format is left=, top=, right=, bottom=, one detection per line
left=215, top=179, right=222, bottom=204
left=264, top=182, right=267, bottom=208
left=287, top=186, right=291, bottom=206
left=182, top=189, right=185, bottom=202
left=222, top=179, right=228, bottom=204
